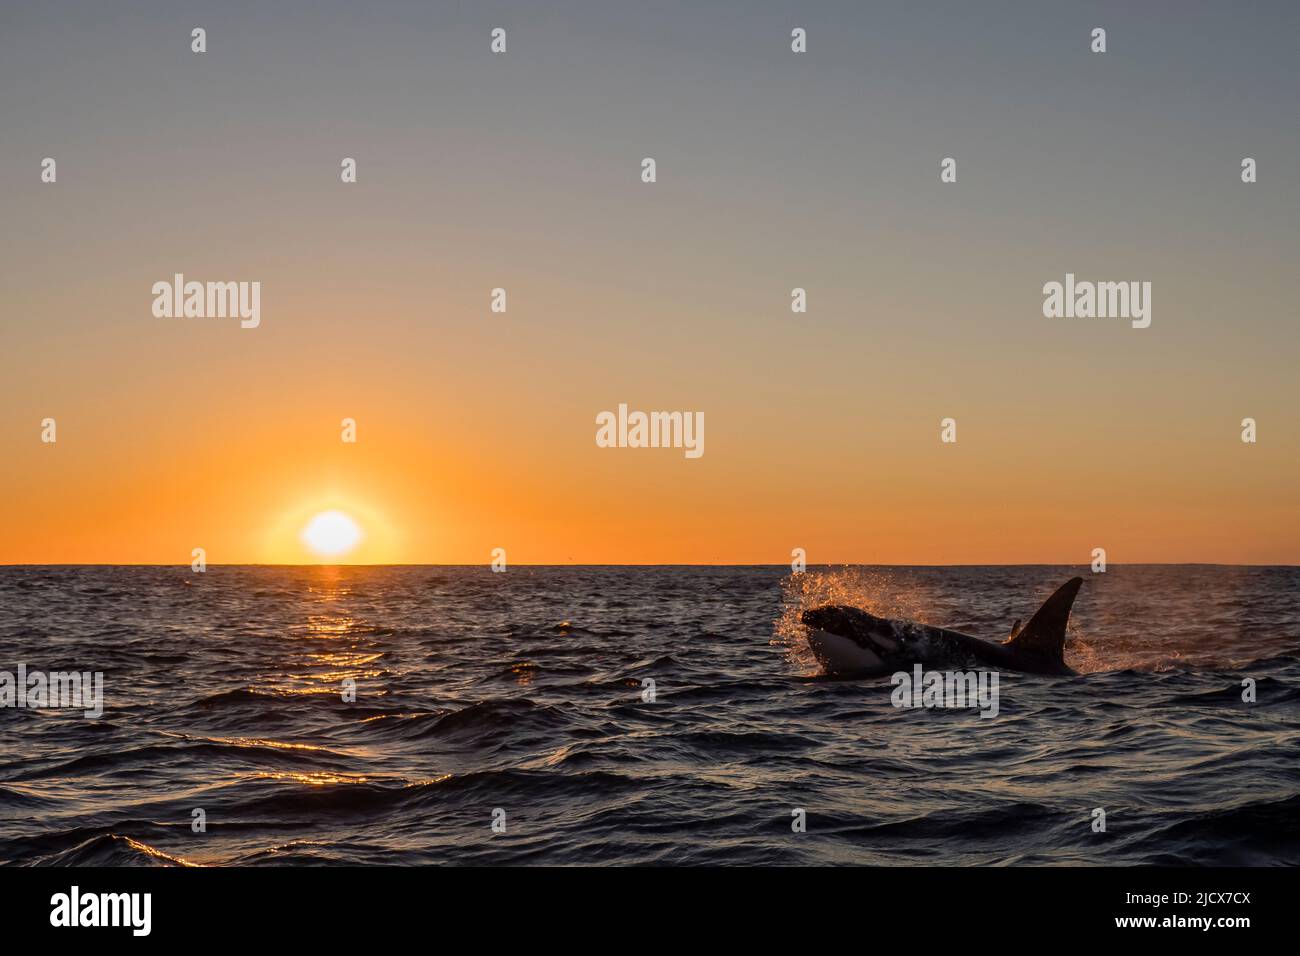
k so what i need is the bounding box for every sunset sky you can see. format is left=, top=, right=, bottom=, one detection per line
left=2, top=1, right=1298, bottom=565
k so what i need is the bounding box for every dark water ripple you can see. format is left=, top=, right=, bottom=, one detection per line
left=0, top=565, right=1297, bottom=865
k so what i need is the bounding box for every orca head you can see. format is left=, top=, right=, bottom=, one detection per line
left=799, top=605, right=900, bottom=674
left=802, top=604, right=904, bottom=640
left=801, top=605, right=869, bottom=638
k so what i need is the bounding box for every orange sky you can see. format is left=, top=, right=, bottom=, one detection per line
left=4, top=352, right=1296, bottom=564
left=3, top=181, right=1297, bottom=565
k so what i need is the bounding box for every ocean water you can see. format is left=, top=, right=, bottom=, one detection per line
left=0, top=565, right=1297, bottom=866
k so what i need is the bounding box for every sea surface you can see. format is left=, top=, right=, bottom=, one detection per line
left=1, top=565, right=1297, bottom=866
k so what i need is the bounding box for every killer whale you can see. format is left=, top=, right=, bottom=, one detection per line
left=800, top=577, right=1083, bottom=677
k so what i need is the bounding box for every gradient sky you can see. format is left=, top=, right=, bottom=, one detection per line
left=2, top=1, right=1298, bottom=564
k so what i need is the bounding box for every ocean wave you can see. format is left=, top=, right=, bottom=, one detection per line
left=17, top=832, right=198, bottom=867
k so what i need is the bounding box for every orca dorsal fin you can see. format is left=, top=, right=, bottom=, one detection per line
left=1008, top=618, right=1022, bottom=640
left=1003, top=577, right=1083, bottom=665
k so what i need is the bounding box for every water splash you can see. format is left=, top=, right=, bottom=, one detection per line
left=776, top=567, right=940, bottom=675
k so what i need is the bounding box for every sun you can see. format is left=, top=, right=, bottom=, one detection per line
left=300, top=510, right=363, bottom=558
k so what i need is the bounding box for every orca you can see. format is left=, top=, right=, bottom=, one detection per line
left=799, top=577, right=1083, bottom=677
